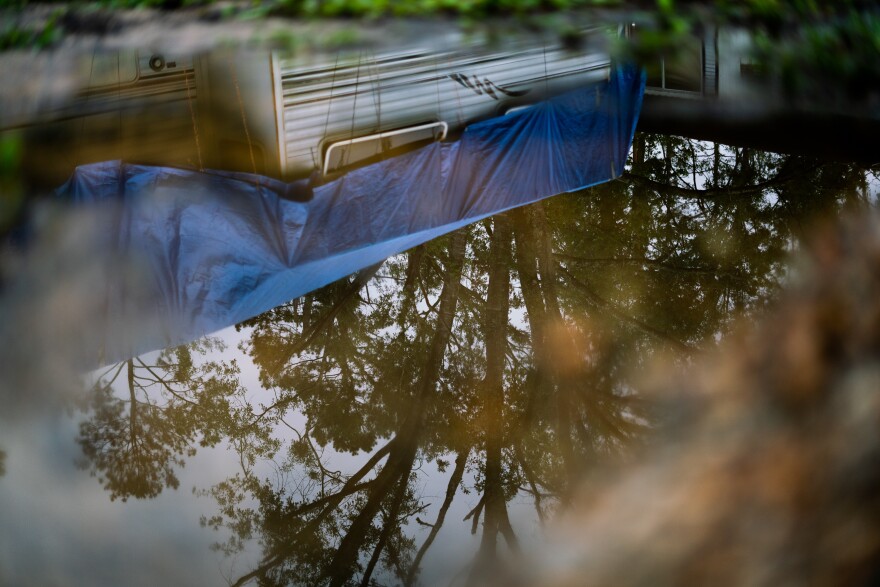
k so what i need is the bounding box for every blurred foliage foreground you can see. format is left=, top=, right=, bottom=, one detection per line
left=2, top=1, right=880, bottom=109
left=62, top=134, right=880, bottom=586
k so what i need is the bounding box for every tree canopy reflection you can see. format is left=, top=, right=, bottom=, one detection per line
left=75, top=133, right=875, bottom=585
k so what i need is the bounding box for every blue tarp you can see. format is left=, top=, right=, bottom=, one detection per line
left=55, top=65, right=645, bottom=364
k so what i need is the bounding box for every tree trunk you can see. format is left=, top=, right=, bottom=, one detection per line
left=326, top=231, right=468, bottom=587
left=472, top=216, right=517, bottom=582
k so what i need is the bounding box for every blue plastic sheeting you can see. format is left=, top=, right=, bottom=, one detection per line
left=56, top=65, right=644, bottom=364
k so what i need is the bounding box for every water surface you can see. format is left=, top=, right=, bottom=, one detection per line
left=2, top=125, right=877, bottom=585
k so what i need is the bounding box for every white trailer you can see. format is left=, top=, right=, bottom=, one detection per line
left=5, top=30, right=616, bottom=185
left=195, top=32, right=614, bottom=181
left=2, top=25, right=743, bottom=187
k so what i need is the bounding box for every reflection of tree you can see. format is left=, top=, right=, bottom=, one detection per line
left=77, top=339, right=252, bottom=501
left=74, top=133, right=875, bottom=583
left=220, top=230, right=470, bottom=587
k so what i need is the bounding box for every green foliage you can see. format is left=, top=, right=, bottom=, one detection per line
left=0, top=10, right=61, bottom=50
left=1, top=0, right=624, bottom=18
left=0, top=133, right=23, bottom=234
left=267, top=0, right=621, bottom=19
left=647, top=1, right=880, bottom=103
left=750, top=10, right=880, bottom=101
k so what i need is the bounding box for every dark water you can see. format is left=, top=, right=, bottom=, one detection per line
left=1, top=33, right=880, bottom=587
left=2, top=130, right=877, bottom=586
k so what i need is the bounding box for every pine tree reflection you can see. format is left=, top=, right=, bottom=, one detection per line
left=73, top=134, right=876, bottom=584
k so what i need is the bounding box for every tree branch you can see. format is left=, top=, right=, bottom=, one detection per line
left=405, top=448, right=470, bottom=586
left=622, top=169, right=792, bottom=200
left=558, top=265, right=698, bottom=355
left=271, top=262, right=383, bottom=376
left=554, top=253, right=743, bottom=278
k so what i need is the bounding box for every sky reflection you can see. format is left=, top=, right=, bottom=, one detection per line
left=3, top=130, right=877, bottom=585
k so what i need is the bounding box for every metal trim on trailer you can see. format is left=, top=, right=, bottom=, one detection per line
left=322, top=121, right=448, bottom=175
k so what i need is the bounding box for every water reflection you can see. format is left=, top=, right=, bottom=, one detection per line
left=59, top=134, right=876, bottom=586
left=78, top=341, right=248, bottom=501
left=34, top=64, right=641, bottom=367
left=3, top=38, right=615, bottom=189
